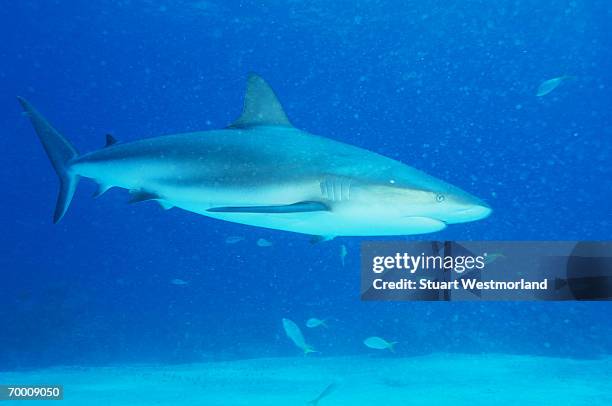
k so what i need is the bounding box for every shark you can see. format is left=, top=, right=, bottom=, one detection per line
left=18, top=74, right=491, bottom=238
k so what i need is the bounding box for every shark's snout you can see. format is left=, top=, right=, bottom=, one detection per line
left=439, top=189, right=492, bottom=224
left=450, top=203, right=492, bottom=223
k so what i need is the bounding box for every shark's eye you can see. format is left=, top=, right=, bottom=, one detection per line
left=436, top=194, right=445, bottom=203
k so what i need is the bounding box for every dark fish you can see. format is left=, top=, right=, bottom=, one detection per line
left=308, top=382, right=338, bottom=406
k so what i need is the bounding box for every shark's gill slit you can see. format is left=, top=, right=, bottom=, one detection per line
left=332, top=180, right=337, bottom=201
left=347, top=180, right=352, bottom=201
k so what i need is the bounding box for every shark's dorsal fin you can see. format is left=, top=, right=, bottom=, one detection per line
left=229, top=74, right=292, bottom=129
left=105, top=134, right=117, bottom=147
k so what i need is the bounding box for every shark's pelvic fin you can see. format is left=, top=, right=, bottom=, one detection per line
left=229, top=74, right=293, bottom=129
left=129, top=190, right=160, bottom=204
left=105, top=134, right=117, bottom=147
left=128, top=190, right=172, bottom=209
left=17, top=97, right=80, bottom=223
left=208, top=201, right=329, bottom=214
left=310, top=235, right=336, bottom=244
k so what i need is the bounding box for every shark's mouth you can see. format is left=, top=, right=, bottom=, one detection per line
left=400, top=216, right=447, bottom=233
left=448, top=205, right=492, bottom=223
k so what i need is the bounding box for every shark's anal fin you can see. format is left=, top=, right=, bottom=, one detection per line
left=158, top=201, right=174, bottom=210
left=208, top=201, right=329, bottom=214
left=105, top=134, right=118, bottom=147
left=129, top=190, right=160, bottom=204
left=228, top=74, right=293, bottom=129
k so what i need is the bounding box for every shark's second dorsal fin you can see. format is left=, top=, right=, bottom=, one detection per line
left=229, top=74, right=292, bottom=129
left=105, top=134, right=117, bottom=147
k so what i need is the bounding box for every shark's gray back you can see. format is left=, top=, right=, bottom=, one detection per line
left=75, top=126, right=407, bottom=186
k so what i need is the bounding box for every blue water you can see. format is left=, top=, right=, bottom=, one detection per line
left=1, top=0, right=611, bottom=373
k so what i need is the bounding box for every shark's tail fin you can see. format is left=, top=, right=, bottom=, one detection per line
left=17, top=97, right=79, bottom=223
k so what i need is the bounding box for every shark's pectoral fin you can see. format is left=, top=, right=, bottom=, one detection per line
left=208, top=201, right=329, bottom=214
left=228, top=74, right=293, bottom=129
left=129, top=190, right=160, bottom=204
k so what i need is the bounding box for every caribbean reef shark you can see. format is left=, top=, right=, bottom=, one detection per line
left=18, top=74, right=490, bottom=238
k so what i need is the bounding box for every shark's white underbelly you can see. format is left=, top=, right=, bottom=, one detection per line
left=74, top=162, right=445, bottom=236
left=168, top=191, right=446, bottom=236
left=196, top=210, right=446, bottom=236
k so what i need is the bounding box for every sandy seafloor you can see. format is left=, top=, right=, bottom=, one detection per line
left=1, top=354, right=610, bottom=405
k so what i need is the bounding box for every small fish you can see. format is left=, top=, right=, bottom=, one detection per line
left=308, top=382, right=338, bottom=406
left=536, top=76, right=572, bottom=97
left=306, top=318, right=328, bottom=329
left=484, top=252, right=506, bottom=265
left=364, top=336, right=397, bottom=352
left=170, top=278, right=189, bottom=286
left=340, top=244, right=347, bottom=267
left=256, top=238, right=273, bottom=247
left=282, top=318, right=316, bottom=355
left=225, top=235, right=244, bottom=244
